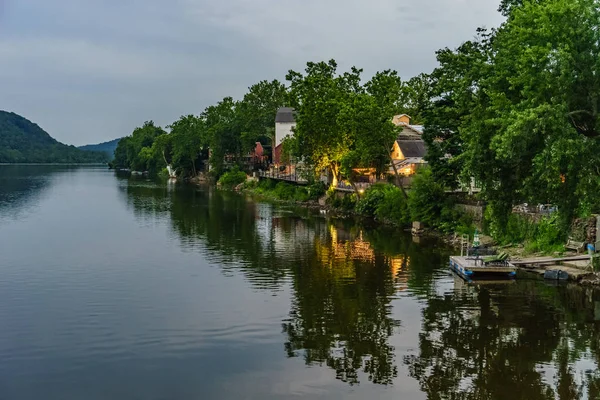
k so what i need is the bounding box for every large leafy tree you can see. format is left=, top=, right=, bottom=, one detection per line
left=237, top=80, right=288, bottom=152
left=202, top=97, right=243, bottom=176
left=340, top=74, right=401, bottom=191
left=363, top=70, right=405, bottom=118
left=287, top=60, right=403, bottom=188
left=473, top=0, right=600, bottom=225
left=422, top=30, right=492, bottom=190
left=113, top=121, right=166, bottom=172
left=286, top=60, right=361, bottom=186
left=166, top=115, right=208, bottom=177
left=424, top=0, right=600, bottom=229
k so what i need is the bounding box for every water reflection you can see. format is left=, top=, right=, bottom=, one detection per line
left=118, top=179, right=600, bottom=396
left=404, top=279, right=600, bottom=399
left=0, top=165, right=66, bottom=220
left=283, top=227, right=400, bottom=385
left=119, top=180, right=429, bottom=384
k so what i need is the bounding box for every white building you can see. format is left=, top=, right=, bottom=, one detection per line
left=275, top=107, right=296, bottom=147
left=274, top=107, right=296, bottom=164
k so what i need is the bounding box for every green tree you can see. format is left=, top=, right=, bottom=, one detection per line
left=238, top=80, right=288, bottom=152
left=112, top=121, right=166, bottom=173
left=167, top=115, right=208, bottom=177
left=339, top=92, right=397, bottom=191
left=402, top=73, right=432, bottom=124
left=286, top=60, right=362, bottom=187
left=202, top=97, right=243, bottom=176
left=421, top=30, right=493, bottom=190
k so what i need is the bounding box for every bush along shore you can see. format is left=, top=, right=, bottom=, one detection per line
left=217, top=168, right=600, bottom=270
left=218, top=167, right=475, bottom=235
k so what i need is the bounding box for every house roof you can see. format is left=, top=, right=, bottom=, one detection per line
left=396, top=140, right=427, bottom=158
left=410, top=125, right=424, bottom=134
left=397, top=125, right=423, bottom=139
left=275, top=107, right=296, bottom=123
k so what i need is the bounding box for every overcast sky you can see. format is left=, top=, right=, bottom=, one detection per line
left=0, top=0, right=504, bottom=146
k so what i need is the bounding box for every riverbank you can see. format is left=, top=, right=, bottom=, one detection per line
left=214, top=174, right=600, bottom=286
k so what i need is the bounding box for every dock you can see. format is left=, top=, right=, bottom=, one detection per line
left=511, top=255, right=593, bottom=281
left=449, top=256, right=517, bottom=280
left=509, top=255, right=591, bottom=266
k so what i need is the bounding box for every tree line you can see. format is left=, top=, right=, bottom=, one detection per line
left=114, top=0, right=600, bottom=231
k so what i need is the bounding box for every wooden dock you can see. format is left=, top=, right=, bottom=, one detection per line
left=509, top=255, right=590, bottom=266
left=450, top=256, right=517, bottom=280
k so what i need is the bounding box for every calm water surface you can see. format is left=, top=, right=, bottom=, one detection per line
left=1, top=165, right=600, bottom=400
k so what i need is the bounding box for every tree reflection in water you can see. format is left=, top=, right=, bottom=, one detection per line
left=404, top=279, right=600, bottom=399
left=120, top=180, right=600, bottom=394
left=282, top=225, right=402, bottom=385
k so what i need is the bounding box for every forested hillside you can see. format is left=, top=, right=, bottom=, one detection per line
left=78, top=138, right=121, bottom=159
left=0, top=111, right=108, bottom=163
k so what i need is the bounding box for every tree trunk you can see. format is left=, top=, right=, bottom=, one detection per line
left=350, top=180, right=361, bottom=198
left=390, top=160, right=409, bottom=199
left=330, top=163, right=340, bottom=189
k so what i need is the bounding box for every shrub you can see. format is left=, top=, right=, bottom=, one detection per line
left=242, top=179, right=258, bottom=190
left=294, top=187, right=311, bottom=202
left=374, top=187, right=410, bottom=226
left=408, top=168, right=448, bottom=227
left=274, top=182, right=296, bottom=200
left=486, top=209, right=565, bottom=254
left=217, top=167, right=247, bottom=188
left=328, top=193, right=357, bottom=211
left=258, top=178, right=277, bottom=191
left=308, top=181, right=327, bottom=200
left=356, top=185, right=387, bottom=217
left=355, top=184, right=410, bottom=226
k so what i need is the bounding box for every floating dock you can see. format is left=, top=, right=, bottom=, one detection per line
left=449, top=256, right=517, bottom=281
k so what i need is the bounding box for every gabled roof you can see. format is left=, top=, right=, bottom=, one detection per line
left=275, top=107, right=296, bottom=123
left=396, top=140, right=427, bottom=158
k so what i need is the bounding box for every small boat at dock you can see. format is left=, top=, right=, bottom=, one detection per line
left=449, top=255, right=517, bottom=281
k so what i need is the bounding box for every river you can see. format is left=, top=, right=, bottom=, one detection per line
left=0, top=165, right=599, bottom=399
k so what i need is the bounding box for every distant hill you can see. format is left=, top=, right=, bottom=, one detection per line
left=78, top=138, right=121, bottom=160
left=0, top=111, right=109, bottom=163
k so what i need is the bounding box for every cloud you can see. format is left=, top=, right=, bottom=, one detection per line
left=0, top=0, right=504, bottom=146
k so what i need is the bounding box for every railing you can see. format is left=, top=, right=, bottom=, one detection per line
left=258, top=169, right=308, bottom=184
left=335, top=177, right=414, bottom=192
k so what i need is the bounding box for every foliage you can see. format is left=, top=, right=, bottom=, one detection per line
left=354, top=184, right=410, bottom=226
left=307, top=181, right=327, bottom=199
left=0, top=111, right=108, bottom=163
left=164, top=114, right=208, bottom=178
left=202, top=97, right=243, bottom=177
left=250, top=179, right=322, bottom=202
left=217, top=166, right=247, bottom=188
left=424, top=0, right=600, bottom=233
left=487, top=210, right=565, bottom=254
left=112, top=121, right=167, bottom=173
left=356, top=184, right=388, bottom=216
left=374, top=188, right=410, bottom=226
left=78, top=138, right=121, bottom=160
left=287, top=61, right=401, bottom=187
left=327, top=193, right=357, bottom=211
left=408, top=168, right=453, bottom=229
left=238, top=80, right=288, bottom=151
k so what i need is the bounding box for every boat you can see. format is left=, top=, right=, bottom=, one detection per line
left=449, top=255, right=517, bottom=281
